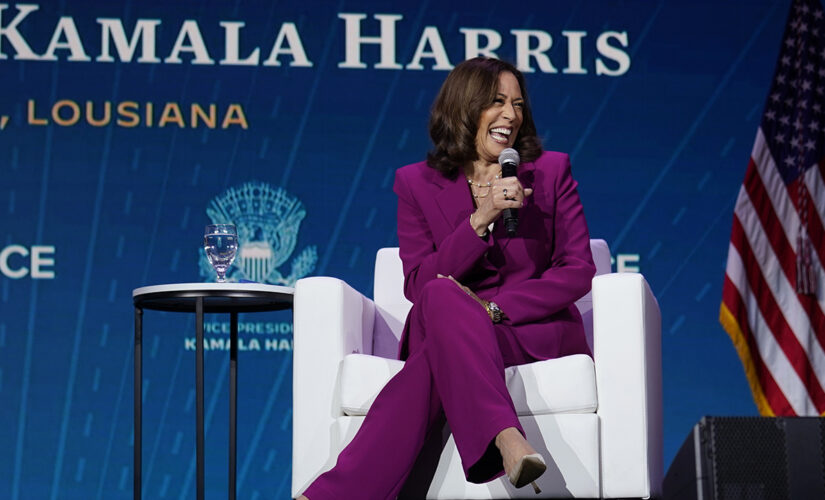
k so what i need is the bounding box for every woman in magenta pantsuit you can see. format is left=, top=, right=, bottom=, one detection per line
left=299, top=57, right=595, bottom=500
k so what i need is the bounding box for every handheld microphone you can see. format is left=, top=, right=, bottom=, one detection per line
left=498, top=148, right=521, bottom=237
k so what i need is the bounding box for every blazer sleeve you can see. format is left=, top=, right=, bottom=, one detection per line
left=394, top=167, right=492, bottom=303
left=491, top=155, right=596, bottom=325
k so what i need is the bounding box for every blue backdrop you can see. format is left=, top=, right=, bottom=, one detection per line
left=0, top=0, right=793, bottom=497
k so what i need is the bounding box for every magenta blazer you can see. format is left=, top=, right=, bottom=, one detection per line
left=393, top=151, right=596, bottom=361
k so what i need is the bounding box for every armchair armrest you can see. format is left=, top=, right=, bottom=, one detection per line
left=292, top=277, right=376, bottom=497
left=593, top=273, right=662, bottom=499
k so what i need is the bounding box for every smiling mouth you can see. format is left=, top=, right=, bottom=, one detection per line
left=490, top=127, right=512, bottom=144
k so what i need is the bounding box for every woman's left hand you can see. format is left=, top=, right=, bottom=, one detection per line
left=470, top=177, right=533, bottom=233
left=438, top=274, right=486, bottom=309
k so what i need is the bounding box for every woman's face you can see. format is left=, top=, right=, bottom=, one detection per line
left=474, top=71, right=524, bottom=164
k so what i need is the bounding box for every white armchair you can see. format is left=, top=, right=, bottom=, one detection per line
left=292, top=240, right=662, bottom=498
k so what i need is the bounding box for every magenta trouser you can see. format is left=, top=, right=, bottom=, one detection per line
left=303, top=279, right=536, bottom=500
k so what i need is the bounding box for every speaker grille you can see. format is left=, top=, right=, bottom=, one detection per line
left=821, top=419, right=825, bottom=488
left=708, top=417, right=788, bottom=500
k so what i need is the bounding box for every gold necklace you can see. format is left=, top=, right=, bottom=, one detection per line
left=467, top=172, right=501, bottom=199
left=470, top=187, right=490, bottom=198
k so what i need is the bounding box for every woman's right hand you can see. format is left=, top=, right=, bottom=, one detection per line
left=471, top=177, right=533, bottom=235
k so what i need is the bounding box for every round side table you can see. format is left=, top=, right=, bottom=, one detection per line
left=132, top=283, right=294, bottom=500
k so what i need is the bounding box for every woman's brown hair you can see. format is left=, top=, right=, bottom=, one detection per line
left=426, top=57, right=542, bottom=178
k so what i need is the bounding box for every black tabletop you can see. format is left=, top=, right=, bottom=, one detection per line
left=132, top=283, right=294, bottom=313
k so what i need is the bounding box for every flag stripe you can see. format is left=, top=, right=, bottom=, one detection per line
left=721, top=278, right=793, bottom=415
left=723, top=240, right=813, bottom=415
left=804, top=156, right=825, bottom=223
left=731, top=214, right=825, bottom=413
left=736, top=177, right=825, bottom=364
left=750, top=130, right=825, bottom=328
left=792, top=175, right=825, bottom=271
left=815, top=156, right=825, bottom=217
left=744, top=158, right=799, bottom=285
left=743, top=158, right=825, bottom=354
left=802, top=159, right=825, bottom=286
left=751, top=130, right=824, bottom=276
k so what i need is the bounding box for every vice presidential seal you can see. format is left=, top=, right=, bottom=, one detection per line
left=199, top=181, right=317, bottom=285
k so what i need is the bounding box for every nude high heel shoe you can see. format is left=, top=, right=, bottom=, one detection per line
left=507, top=453, right=546, bottom=494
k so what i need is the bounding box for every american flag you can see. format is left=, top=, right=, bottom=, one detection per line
left=721, top=0, right=825, bottom=417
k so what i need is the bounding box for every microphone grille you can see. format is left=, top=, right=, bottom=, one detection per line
left=498, top=148, right=520, bottom=166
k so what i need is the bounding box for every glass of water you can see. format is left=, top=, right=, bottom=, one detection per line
left=204, top=224, right=238, bottom=283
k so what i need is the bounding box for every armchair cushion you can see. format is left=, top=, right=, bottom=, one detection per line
left=340, top=353, right=597, bottom=417
left=507, top=354, right=597, bottom=416
left=340, top=354, right=403, bottom=416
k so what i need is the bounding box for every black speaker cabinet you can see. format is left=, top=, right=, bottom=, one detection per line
left=663, top=416, right=825, bottom=500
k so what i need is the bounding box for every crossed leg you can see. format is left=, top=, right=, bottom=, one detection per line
left=301, top=279, right=536, bottom=500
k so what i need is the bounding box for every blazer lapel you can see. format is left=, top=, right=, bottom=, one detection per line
left=434, top=172, right=473, bottom=233
left=518, top=159, right=536, bottom=209
left=433, top=172, right=499, bottom=278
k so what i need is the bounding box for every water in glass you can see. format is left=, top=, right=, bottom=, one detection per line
left=204, top=224, right=238, bottom=282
